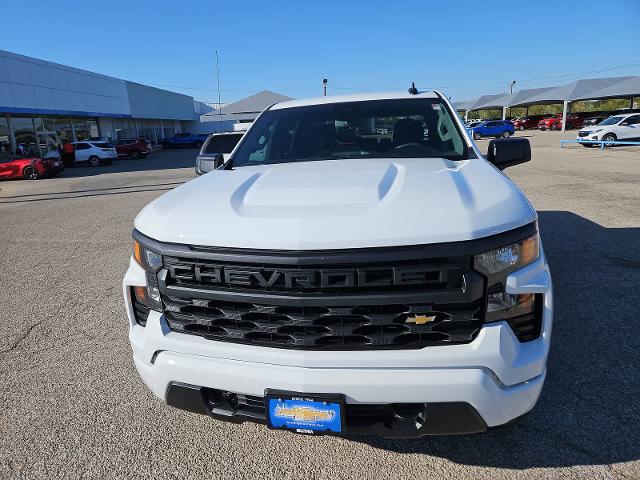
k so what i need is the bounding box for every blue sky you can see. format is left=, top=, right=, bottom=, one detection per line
left=2, top=0, right=639, bottom=104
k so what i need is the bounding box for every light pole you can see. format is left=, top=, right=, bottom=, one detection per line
left=510, top=80, right=516, bottom=95
left=322, top=78, right=327, bottom=96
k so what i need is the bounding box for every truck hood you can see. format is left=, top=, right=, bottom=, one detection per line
left=135, top=158, right=536, bottom=250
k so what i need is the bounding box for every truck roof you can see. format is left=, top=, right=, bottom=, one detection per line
left=271, top=91, right=440, bottom=110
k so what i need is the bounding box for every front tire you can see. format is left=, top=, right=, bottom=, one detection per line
left=23, top=167, right=40, bottom=180
left=89, top=156, right=101, bottom=167
left=602, top=133, right=617, bottom=146
left=502, top=131, right=512, bottom=138
left=518, top=125, right=524, bottom=131
left=473, top=132, right=481, bottom=140
left=130, top=150, right=140, bottom=159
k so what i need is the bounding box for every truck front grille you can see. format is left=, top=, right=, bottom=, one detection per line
left=163, top=296, right=483, bottom=350
left=154, top=245, right=487, bottom=350
left=135, top=224, right=540, bottom=350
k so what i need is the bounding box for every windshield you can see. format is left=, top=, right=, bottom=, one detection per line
left=230, top=98, right=467, bottom=167
left=599, top=116, right=624, bottom=126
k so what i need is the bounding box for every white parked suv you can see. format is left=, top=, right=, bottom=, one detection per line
left=123, top=90, right=553, bottom=437
left=577, top=112, right=640, bottom=146
left=73, top=140, right=117, bottom=166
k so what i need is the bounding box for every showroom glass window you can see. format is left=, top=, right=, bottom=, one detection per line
left=154, top=120, right=163, bottom=144
left=73, top=118, right=100, bottom=140
left=43, top=118, right=74, bottom=144
left=33, top=118, right=64, bottom=157
left=10, top=117, right=40, bottom=157
left=0, top=117, right=12, bottom=162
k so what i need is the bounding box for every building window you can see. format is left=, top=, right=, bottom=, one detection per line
left=32, top=117, right=68, bottom=158
left=10, top=117, right=40, bottom=157
left=114, top=118, right=137, bottom=139
left=73, top=118, right=100, bottom=140
left=43, top=117, right=74, bottom=144
left=0, top=116, right=12, bottom=161
left=162, top=124, right=175, bottom=139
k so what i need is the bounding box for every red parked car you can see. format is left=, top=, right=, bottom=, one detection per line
left=537, top=114, right=562, bottom=130
left=538, top=113, right=584, bottom=130
left=115, top=138, right=151, bottom=159
left=513, top=115, right=542, bottom=130
left=0, top=156, right=64, bottom=180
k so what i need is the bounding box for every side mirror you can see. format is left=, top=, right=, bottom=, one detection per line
left=213, top=154, right=225, bottom=169
left=486, top=137, right=531, bottom=170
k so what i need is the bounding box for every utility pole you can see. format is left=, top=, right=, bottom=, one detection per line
left=510, top=80, right=516, bottom=95
left=322, top=78, right=327, bottom=96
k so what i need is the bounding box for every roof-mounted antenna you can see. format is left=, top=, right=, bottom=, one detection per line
left=215, top=50, right=223, bottom=133
left=408, top=82, right=418, bottom=95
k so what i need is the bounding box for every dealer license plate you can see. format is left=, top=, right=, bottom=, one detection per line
left=265, top=390, right=345, bottom=434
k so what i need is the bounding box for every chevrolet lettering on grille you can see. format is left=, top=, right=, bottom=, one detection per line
left=166, top=264, right=445, bottom=290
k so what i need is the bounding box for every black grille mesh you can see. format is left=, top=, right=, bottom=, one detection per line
left=163, top=296, right=483, bottom=350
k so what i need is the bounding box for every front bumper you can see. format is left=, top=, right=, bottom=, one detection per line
left=577, top=133, right=601, bottom=142
left=45, top=163, right=64, bottom=176
left=123, top=250, right=552, bottom=436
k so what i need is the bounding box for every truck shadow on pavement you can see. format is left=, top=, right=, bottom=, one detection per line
left=353, top=211, right=640, bottom=468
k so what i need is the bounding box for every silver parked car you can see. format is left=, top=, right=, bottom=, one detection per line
left=195, top=132, right=244, bottom=175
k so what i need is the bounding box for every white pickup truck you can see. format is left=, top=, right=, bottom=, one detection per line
left=124, top=90, right=552, bottom=437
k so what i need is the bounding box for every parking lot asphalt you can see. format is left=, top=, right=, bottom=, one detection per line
left=1, top=131, right=639, bottom=480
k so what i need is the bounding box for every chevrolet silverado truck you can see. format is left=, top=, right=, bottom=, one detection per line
left=161, top=132, right=208, bottom=149
left=124, top=90, right=553, bottom=437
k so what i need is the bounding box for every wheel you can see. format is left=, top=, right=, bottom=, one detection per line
left=89, top=156, right=101, bottom=167
left=551, top=124, right=558, bottom=131
left=473, top=132, right=481, bottom=140
left=130, top=150, right=140, bottom=159
left=502, top=131, right=512, bottom=138
left=602, top=133, right=616, bottom=146
left=566, top=123, right=573, bottom=130
left=23, top=167, right=39, bottom=180
left=518, top=125, right=524, bottom=131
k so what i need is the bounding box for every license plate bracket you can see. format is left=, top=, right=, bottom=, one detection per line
left=264, top=389, right=346, bottom=435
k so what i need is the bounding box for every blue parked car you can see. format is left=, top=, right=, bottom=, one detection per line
left=162, top=132, right=209, bottom=149
left=470, top=120, right=514, bottom=140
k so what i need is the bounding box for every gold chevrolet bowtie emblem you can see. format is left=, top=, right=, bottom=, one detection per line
left=405, top=315, right=436, bottom=325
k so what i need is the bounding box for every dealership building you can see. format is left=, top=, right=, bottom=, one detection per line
left=0, top=49, right=212, bottom=161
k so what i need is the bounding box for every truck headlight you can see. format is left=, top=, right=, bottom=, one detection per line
left=474, top=233, right=539, bottom=322
left=133, top=239, right=163, bottom=311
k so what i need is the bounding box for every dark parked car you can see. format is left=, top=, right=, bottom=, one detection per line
left=116, top=138, right=151, bottom=159
left=583, top=112, right=611, bottom=127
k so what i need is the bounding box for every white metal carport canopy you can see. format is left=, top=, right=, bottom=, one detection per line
left=471, top=87, right=557, bottom=119
left=509, top=77, right=636, bottom=131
